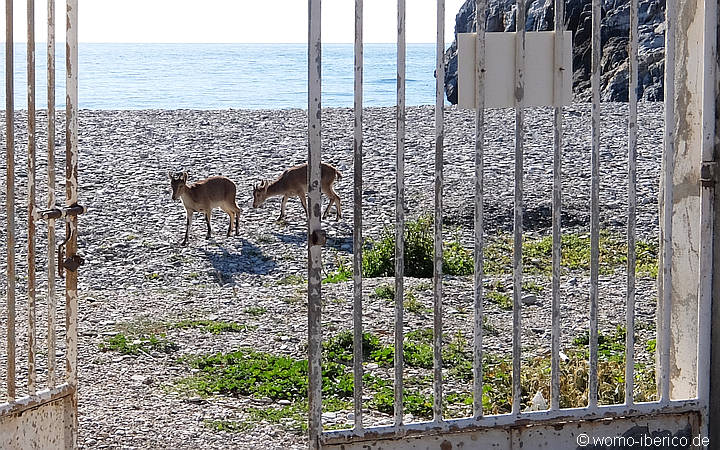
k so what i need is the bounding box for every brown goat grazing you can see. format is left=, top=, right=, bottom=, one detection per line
left=169, top=172, right=241, bottom=246
left=252, top=162, right=342, bottom=221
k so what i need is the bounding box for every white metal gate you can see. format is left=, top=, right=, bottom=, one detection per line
left=306, top=0, right=716, bottom=448
left=1, top=0, right=82, bottom=448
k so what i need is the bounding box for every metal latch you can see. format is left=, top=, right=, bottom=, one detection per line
left=48, top=204, right=86, bottom=279
left=39, top=203, right=87, bottom=220
left=700, top=162, right=717, bottom=187
left=310, top=229, right=326, bottom=247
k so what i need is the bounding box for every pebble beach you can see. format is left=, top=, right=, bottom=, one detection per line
left=0, top=102, right=664, bottom=449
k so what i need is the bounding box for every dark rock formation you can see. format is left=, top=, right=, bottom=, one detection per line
left=444, top=0, right=666, bottom=103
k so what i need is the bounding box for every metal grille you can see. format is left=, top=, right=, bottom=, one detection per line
left=305, top=0, right=713, bottom=447
left=1, top=0, right=82, bottom=447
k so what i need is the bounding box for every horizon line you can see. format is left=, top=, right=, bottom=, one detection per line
left=0, top=41, right=450, bottom=45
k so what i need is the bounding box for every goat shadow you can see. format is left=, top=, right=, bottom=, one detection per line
left=202, top=237, right=277, bottom=277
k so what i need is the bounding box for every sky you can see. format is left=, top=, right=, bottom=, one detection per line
left=0, top=0, right=467, bottom=44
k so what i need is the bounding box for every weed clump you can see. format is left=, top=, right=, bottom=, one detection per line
left=362, top=215, right=473, bottom=278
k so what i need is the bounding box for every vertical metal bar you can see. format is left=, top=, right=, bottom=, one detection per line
left=512, top=0, right=526, bottom=416
left=550, top=0, right=564, bottom=412
left=5, top=0, right=17, bottom=402
left=27, top=0, right=38, bottom=397
left=47, top=0, right=57, bottom=389
left=307, top=0, right=323, bottom=447
left=433, top=0, right=445, bottom=424
left=660, top=0, right=675, bottom=405
left=589, top=0, right=601, bottom=409
left=473, top=0, right=487, bottom=418
left=394, top=0, right=406, bottom=430
left=352, top=0, right=364, bottom=433
left=64, top=1, right=79, bottom=445
left=625, top=0, right=639, bottom=407
left=697, top=0, right=717, bottom=416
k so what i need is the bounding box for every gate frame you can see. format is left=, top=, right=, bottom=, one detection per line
left=0, top=0, right=82, bottom=448
left=305, top=0, right=717, bottom=447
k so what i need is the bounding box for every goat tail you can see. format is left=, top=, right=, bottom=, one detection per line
left=335, top=169, right=342, bottom=182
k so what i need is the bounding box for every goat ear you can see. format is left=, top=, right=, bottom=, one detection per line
left=181, top=172, right=188, bottom=182
left=168, top=171, right=173, bottom=180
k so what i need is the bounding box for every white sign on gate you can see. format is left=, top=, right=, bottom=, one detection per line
left=457, top=31, right=573, bottom=108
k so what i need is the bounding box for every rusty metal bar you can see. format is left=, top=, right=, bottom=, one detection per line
left=27, top=0, right=38, bottom=397
left=660, top=0, right=675, bottom=405
left=625, top=0, right=639, bottom=407
left=589, top=0, right=601, bottom=409
left=0, top=383, right=74, bottom=416
left=473, top=0, right=487, bottom=419
left=320, top=398, right=704, bottom=445
left=433, top=0, right=445, bottom=423
left=352, top=0, right=364, bottom=433
left=47, top=0, right=57, bottom=390
left=65, top=0, right=80, bottom=445
left=550, top=0, right=565, bottom=412
left=394, top=0, right=406, bottom=431
left=697, top=0, right=717, bottom=418
left=307, top=0, right=323, bottom=446
left=511, top=0, right=526, bottom=416
left=6, top=0, right=17, bottom=402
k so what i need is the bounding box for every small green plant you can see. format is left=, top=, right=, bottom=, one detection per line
left=247, top=403, right=308, bottom=433
left=522, top=281, right=544, bottom=294
left=323, top=257, right=353, bottom=284
left=572, top=325, right=627, bottom=360
left=645, top=338, right=656, bottom=353
left=404, top=290, right=431, bottom=315
left=486, top=290, right=512, bottom=310
left=443, top=241, right=473, bottom=276
left=324, top=330, right=383, bottom=365
left=244, top=306, right=267, bottom=317
left=372, top=284, right=395, bottom=300
left=362, top=215, right=475, bottom=278
left=145, top=272, right=161, bottom=281
left=172, top=320, right=253, bottom=334
left=99, top=333, right=179, bottom=355
left=372, top=387, right=434, bottom=418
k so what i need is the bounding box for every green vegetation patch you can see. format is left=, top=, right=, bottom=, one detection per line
left=172, top=319, right=254, bottom=334
left=372, top=283, right=395, bottom=300
left=484, top=232, right=658, bottom=277
left=244, top=306, right=267, bottom=317
left=99, top=332, right=179, bottom=356
left=323, top=258, right=353, bottom=284
left=185, top=349, right=353, bottom=401
left=362, top=215, right=473, bottom=278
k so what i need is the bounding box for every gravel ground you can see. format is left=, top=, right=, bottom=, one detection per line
left=0, top=102, right=663, bottom=449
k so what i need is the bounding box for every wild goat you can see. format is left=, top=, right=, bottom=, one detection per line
left=252, top=162, right=342, bottom=221
left=169, top=172, right=241, bottom=246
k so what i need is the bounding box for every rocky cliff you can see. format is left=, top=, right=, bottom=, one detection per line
left=444, top=0, right=666, bottom=103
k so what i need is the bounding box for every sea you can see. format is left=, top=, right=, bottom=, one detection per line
left=1, top=43, right=446, bottom=110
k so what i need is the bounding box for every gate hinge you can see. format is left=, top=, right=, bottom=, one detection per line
left=700, top=162, right=718, bottom=187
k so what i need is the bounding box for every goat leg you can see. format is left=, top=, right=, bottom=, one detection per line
left=205, top=212, right=212, bottom=239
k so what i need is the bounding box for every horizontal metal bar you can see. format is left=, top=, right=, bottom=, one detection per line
left=37, top=204, right=86, bottom=220
left=0, top=383, right=74, bottom=416
left=320, top=399, right=705, bottom=445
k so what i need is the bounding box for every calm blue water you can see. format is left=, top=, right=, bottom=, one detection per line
left=1, top=43, right=444, bottom=110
